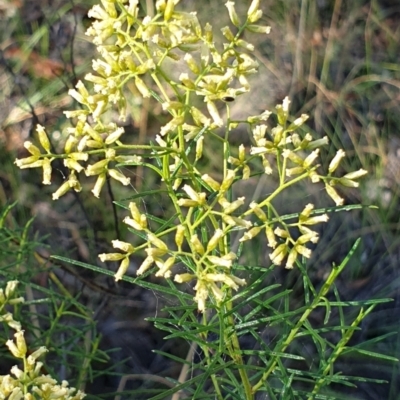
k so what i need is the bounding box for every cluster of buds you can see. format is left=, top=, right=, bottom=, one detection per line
left=174, top=229, right=245, bottom=312
left=325, top=149, right=368, bottom=205
left=0, top=281, right=85, bottom=400
left=14, top=125, right=53, bottom=186
left=250, top=97, right=367, bottom=204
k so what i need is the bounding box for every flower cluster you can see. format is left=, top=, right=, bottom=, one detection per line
left=0, top=281, right=85, bottom=400
left=15, top=0, right=367, bottom=312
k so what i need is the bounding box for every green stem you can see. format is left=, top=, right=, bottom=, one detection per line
left=200, top=312, right=224, bottom=400
left=251, top=239, right=360, bottom=394
left=242, top=171, right=311, bottom=218
left=224, top=299, right=254, bottom=400
left=308, top=305, right=374, bottom=399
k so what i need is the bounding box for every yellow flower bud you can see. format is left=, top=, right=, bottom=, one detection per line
left=137, top=256, right=154, bottom=275
left=140, top=214, right=148, bottom=229
left=147, top=233, right=168, bottom=250
left=24, top=141, right=41, bottom=156
left=195, top=136, right=204, bottom=161
left=99, top=253, right=126, bottom=262
left=179, top=73, right=196, bottom=89
left=204, top=22, right=213, bottom=43
left=177, top=199, right=201, bottom=207
left=124, top=216, right=144, bottom=231
left=175, top=225, right=185, bottom=249
left=206, top=229, right=223, bottom=252
left=115, top=257, right=130, bottom=281
left=300, top=203, right=314, bottom=219
left=201, top=174, right=221, bottom=191
left=64, top=158, right=85, bottom=173
left=209, top=282, right=224, bottom=302
left=297, top=232, right=319, bottom=245
left=225, top=1, right=240, bottom=27
left=181, top=185, right=207, bottom=206
left=282, top=149, right=304, bottom=165
left=246, top=24, right=271, bottom=34
left=84, top=123, right=103, bottom=143
left=64, top=136, right=78, bottom=154
left=164, top=0, right=175, bottom=21
left=338, top=178, right=359, bottom=188
left=36, top=125, right=51, bottom=153
left=28, top=346, right=48, bottom=363
left=295, top=244, right=312, bottom=258
left=222, top=215, right=252, bottom=229
left=174, top=273, right=195, bottom=283
left=249, top=202, right=267, bottom=222
left=265, top=225, right=277, bottom=248
left=68, top=88, right=85, bottom=104
left=108, top=169, right=131, bottom=185
left=93, top=100, right=107, bottom=120
left=207, top=255, right=233, bottom=268
left=287, top=114, right=309, bottom=131
left=223, top=197, right=245, bottom=214
left=155, top=256, right=175, bottom=278
left=112, top=240, right=135, bottom=253
left=194, top=281, right=208, bottom=312
left=303, top=149, right=319, bottom=168
left=146, top=248, right=168, bottom=258
left=239, top=226, right=262, bottom=242
left=274, top=227, right=289, bottom=238
left=8, top=297, right=24, bottom=306
left=236, top=39, right=255, bottom=51
left=129, top=202, right=141, bottom=221
left=328, top=149, right=346, bottom=173
left=276, top=97, right=290, bottom=125
left=263, top=158, right=273, bottom=175
left=220, top=169, right=236, bottom=193
left=325, top=184, right=344, bottom=206
left=5, top=281, right=19, bottom=299
left=6, top=338, right=22, bottom=358
left=190, top=234, right=205, bottom=255
left=184, top=53, right=200, bottom=74
left=52, top=181, right=71, bottom=200
left=92, top=172, right=107, bottom=198
left=242, top=164, right=250, bottom=180
left=301, top=215, right=329, bottom=225
left=285, top=249, right=297, bottom=269
left=309, top=170, right=320, bottom=182
left=14, top=155, right=40, bottom=168
left=269, top=243, right=287, bottom=265
left=247, top=0, right=260, bottom=18
left=42, top=158, right=52, bottom=185
left=105, top=127, right=125, bottom=144
left=190, top=106, right=211, bottom=127
left=342, top=169, right=368, bottom=180
left=135, top=76, right=151, bottom=98
left=85, top=159, right=109, bottom=176
left=16, top=330, right=27, bottom=357
left=205, top=273, right=244, bottom=290
left=221, top=26, right=235, bottom=41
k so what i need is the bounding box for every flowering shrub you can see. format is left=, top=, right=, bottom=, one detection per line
left=14, top=1, right=388, bottom=399
left=14, top=0, right=367, bottom=311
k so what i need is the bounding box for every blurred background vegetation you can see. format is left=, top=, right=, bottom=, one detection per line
left=0, top=0, right=399, bottom=399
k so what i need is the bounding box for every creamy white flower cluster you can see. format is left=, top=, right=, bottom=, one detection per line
left=14, top=0, right=270, bottom=201
left=0, top=281, right=85, bottom=400
left=249, top=97, right=367, bottom=202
